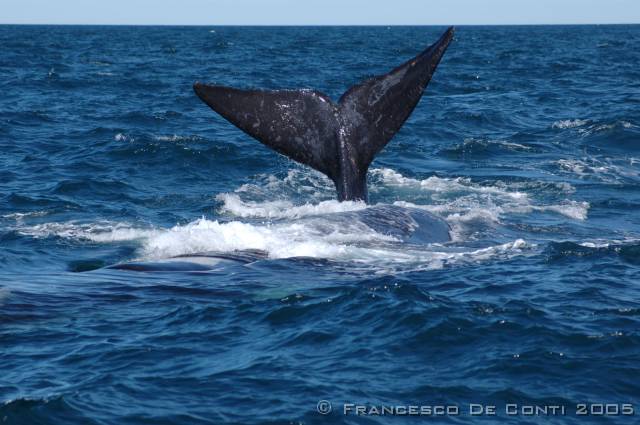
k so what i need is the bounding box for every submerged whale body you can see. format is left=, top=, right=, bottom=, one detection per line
left=109, top=205, right=451, bottom=272
left=109, top=250, right=268, bottom=272
left=313, top=205, right=451, bottom=244
left=194, top=27, right=455, bottom=202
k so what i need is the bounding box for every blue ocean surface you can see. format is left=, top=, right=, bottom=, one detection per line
left=1, top=25, right=640, bottom=424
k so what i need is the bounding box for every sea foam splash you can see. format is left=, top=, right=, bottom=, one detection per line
left=370, top=168, right=589, bottom=222
left=552, top=119, right=589, bottom=129
left=13, top=217, right=533, bottom=272
left=217, top=194, right=367, bottom=219
left=10, top=168, right=590, bottom=271
left=218, top=168, right=587, bottom=224
left=555, top=158, right=639, bottom=183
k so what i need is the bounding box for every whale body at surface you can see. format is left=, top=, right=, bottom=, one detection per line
left=109, top=28, right=456, bottom=272
left=108, top=205, right=452, bottom=272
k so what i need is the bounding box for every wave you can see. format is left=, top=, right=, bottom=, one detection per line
left=0, top=287, right=11, bottom=305
left=441, top=137, right=535, bottom=159
left=0, top=395, right=88, bottom=425
left=551, top=119, right=638, bottom=152
left=371, top=168, right=528, bottom=199
left=15, top=220, right=157, bottom=242
left=571, top=120, right=640, bottom=155
left=370, top=168, right=589, bottom=222
left=554, top=157, right=639, bottom=183
left=231, top=168, right=336, bottom=202
left=552, top=119, right=589, bottom=129
left=546, top=239, right=640, bottom=264
left=2, top=211, right=49, bottom=221
left=114, top=133, right=205, bottom=143
left=578, top=120, right=636, bottom=136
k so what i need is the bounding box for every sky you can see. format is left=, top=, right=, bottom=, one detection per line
left=2, top=0, right=639, bottom=25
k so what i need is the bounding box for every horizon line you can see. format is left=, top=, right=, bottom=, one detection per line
left=1, top=22, right=639, bottom=27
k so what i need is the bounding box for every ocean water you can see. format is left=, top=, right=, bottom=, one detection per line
left=1, top=25, right=639, bottom=424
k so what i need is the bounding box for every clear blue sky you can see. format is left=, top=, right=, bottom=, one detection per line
left=2, top=0, right=639, bottom=25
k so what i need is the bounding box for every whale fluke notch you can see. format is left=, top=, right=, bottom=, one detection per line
left=194, top=26, right=455, bottom=202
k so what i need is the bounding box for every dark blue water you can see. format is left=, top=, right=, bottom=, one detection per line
left=1, top=25, right=640, bottom=424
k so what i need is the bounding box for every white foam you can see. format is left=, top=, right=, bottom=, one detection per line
left=557, top=159, right=605, bottom=176
left=580, top=241, right=610, bottom=249
left=137, top=218, right=532, bottom=271
left=532, top=201, right=590, bottom=221
left=13, top=215, right=533, bottom=272
left=232, top=168, right=335, bottom=202
left=373, top=168, right=588, bottom=224
left=16, top=221, right=157, bottom=242
left=218, top=168, right=588, bottom=246
left=372, top=168, right=528, bottom=200
left=552, top=119, right=589, bottom=129
left=576, top=120, right=637, bottom=136
left=500, top=141, right=533, bottom=151
left=365, top=238, right=533, bottom=274
left=455, top=138, right=533, bottom=152
left=217, top=193, right=366, bottom=219
left=2, top=211, right=48, bottom=221
left=114, top=133, right=132, bottom=142
left=153, top=134, right=196, bottom=142
left=579, top=237, right=640, bottom=249
left=140, top=218, right=398, bottom=260
left=555, top=158, right=638, bottom=182
left=11, top=167, right=593, bottom=272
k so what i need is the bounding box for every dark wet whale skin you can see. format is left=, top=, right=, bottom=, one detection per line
left=194, top=27, right=455, bottom=202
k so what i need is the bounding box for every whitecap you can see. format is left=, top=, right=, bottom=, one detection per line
left=371, top=168, right=528, bottom=200
left=114, top=133, right=133, bottom=142
left=153, top=134, right=197, bottom=142
left=532, top=201, right=590, bottom=221
left=555, top=158, right=638, bottom=182
left=552, top=119, right=589, bottom=129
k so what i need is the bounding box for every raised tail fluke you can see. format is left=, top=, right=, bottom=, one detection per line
left=338, top=26, right=455, bottom=170
left=194, top=27, right=455, bottom=202
left=192, top=85, right=342, bottom=181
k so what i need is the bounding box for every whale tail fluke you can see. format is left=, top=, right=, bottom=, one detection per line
left=194, top=26, right=455, bottom=202
left=192, top=84, right=342, bottom=182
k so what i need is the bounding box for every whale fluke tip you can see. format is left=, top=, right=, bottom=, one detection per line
left=445, top=26, right=455, bottom=40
